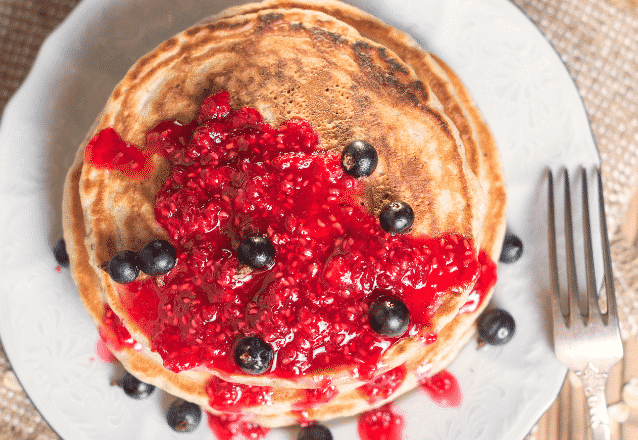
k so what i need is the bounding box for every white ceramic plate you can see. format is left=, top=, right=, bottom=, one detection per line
left=0, top=0, right=601, bottom=439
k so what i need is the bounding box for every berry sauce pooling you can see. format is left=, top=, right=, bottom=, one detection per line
left=205, top=376, right=272, bottom=412
left=95, top=338, right=117, bottom=363
left=91, top=90, right=485, bottom=378
left=419, top=370, right=462, bottom=408
left=293, top=382, right=339, bottom=410
left=98, top=304, right=137, bottom=352
left=358, top=404, right=404, bottom=440
left=458, top=250, right=497, bottom=314
left=358, top=364, right=407, bottom=404
left=207, top=413, right=270, bottom=440
left=85, top=127, right=155, bottom=179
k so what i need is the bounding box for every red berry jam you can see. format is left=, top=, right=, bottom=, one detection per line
left=358, top=364, right=407, bottom=404
left=207, top=412, right=270, bottom=440
left=206, top=376, right=273, bottom=412
left=95, top=338, right=117, bottom=363
left=357, top=404, right=404, bottom=440
left=92, top=90, right=486, bottom=377
left=421, top=332, right=438, bottom=345
left=419, top=370, right=462, bottom=408
left=458, top=250, right=497, bottom=314
left=98, top=304, right=137, bottom=352
left=85, top=127, right=155, bottom=179
left=293, top=381, right=339, bottom=409
left=292, top=410, right=313, bottom=427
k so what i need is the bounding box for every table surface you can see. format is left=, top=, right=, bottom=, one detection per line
left=1, top=0, right=638, bottom=439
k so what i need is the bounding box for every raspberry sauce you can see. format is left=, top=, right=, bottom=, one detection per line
left=293, top=382, right=339, bottom=409
left=85, top=127, right=155, bottom=179
left=90, top=90, right=488, bottom=378
left=358, top=364, right=407, bottom=404
left=98, top=304, right=137, bottom=352
left=95, top=338, right=117, bottom=363
left=458, top=250, right=497, bottom=314
left=206, top=376, right=273, bottom=412
left=207, top=412, right=270, bottom=440
left=357, top=404, right=404, bottom=440
left=419, top=370, right=462, bottom=408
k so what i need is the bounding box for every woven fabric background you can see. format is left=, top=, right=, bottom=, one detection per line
left=0, top=0, right=637, bottom=439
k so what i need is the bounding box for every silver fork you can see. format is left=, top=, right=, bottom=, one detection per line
left=548, top=167, right=624, bottom=440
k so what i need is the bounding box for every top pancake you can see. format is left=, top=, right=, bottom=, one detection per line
left=63, top=0, right=497, bottom=394
left=212, top=0, right=506, bottom=264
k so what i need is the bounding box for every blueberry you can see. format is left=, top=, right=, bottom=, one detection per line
left=341, top=140, right=378, bottom=178
left=297, top=423, right=333, bottom=440
left=166, top=400, right=201, bottom=433
left=119, top=372, right=155, bottom=399
left=379, top=201, right=414, bottom=234
left=108, top=250, right=140, bottom=284
left=477, top=308, right=515, bottom=345
left=235, top=336, right=273, bottom=374
left=368, top=295, right=410, bottom=337
left=499, top=233, right=523, bottom=263
left=53, top=238, right=69, bottom=267
left=237, top=235, right=275, bottom=269
left=138, top=239, right=177, bottom=276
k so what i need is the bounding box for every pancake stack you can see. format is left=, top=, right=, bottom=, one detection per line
left=62, top=0, right=506, bottom=428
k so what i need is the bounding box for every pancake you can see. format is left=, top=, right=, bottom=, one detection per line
left=62, top=0, right=506, bottom=428
left=212, top=0, right=506, bottom=278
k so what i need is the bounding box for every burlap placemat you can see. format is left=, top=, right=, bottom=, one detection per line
left=1, top=0, right=637, bottom=439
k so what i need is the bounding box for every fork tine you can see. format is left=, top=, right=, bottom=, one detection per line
left=549, top=166, right=623, bottom=440
left=547, top=170, right=564, bottom=326
left=596, top=167, right=619, bottom=326
left=580, top=167, right=599, bottom=321
left=563, top=169, right=582, bottom=326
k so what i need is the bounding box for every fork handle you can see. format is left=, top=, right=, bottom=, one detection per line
left=577, top=363, right=612, bottom=440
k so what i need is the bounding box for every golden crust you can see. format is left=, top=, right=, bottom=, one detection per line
left=62, top=0, right=506, bottom=428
